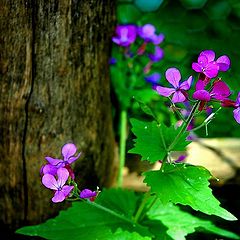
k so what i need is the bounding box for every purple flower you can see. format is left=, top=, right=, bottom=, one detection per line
left=193, top=80, right=231, bottom=102
left=233, top=93, right=240, bottom=124
left=149, top=46, right=164, bottom=62
left=138, top=24, right=164, bottom=45
left=192, top=50, right=230, bottom=78
left=42, top=168, right=74, bottom=203
left=144, top=72, right=161, bottom=84
left=156, top=68, right=193, bottom=103
left=175, top=155, right=186, bottom=163
left=80, top=189, right=97, bottom=201
left=112, top=25, right=137, bottom=47
left=45, top=143, right=81, bottom=168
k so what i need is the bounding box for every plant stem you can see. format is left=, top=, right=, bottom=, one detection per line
left=117, top=109, right=128, bottom=187
left=167, top=101, right=200, bottom=152
left=133, top=191, right=151, bottom=223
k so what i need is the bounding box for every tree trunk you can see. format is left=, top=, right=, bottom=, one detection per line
left=0, top=0, right=116, bottom=231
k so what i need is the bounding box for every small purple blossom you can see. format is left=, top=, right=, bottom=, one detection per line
left=80, top=189, right=97, bottom=201
left=138, top=24, right=164, bottom=45
left=149, top=46, right=164, bottom=62
left=45, top=143, right=81, bottom=169
left=175, top=155, right=186, bottom=163
left=42, top=168, right=74, bottom=203
left=192, top=50, right=230, bottom=78
left=112, top=25, right=137, bottom=47
left=144, top=72, right=161, bottom=84
left=156, top=68, right=193, bottom=103
left=193, top=80, right=231, bottom=102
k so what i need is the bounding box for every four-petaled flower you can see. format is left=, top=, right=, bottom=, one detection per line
left=193, top=80, right=231, bottom=102
left=192, top=50, right=230, bottom=78
left=45, top=143, right=81, bottom=169
left=80, top=189, right=97, bottom=201
left=156, top=68, right=193, bottom=103
left=112, top=25, right=137, bottom=47
left=42, top=168, right=74, bottom=203
left=138, top=24, right=164, bottom=45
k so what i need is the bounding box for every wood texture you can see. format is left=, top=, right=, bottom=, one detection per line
left=0, top=0, right=116, bottom=229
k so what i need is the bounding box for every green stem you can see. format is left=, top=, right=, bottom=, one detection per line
left=117, top=109, right=127, bottom=187
left=133, top=192, right=151, bottom=223
left=167, top=101, right=200, bottom=152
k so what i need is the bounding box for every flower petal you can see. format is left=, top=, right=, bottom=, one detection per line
left=211, top=81, right=231, bottom=100
left=62, top=185, right=74, bottom=197
left=80, top=189, right=97, bottom=199
left=200, top=50, right=215, bottom=62
left=62, top=143, right=77, bottom=160
left=151, top=33, right=164, bottom=45
left=204, top=62, right=219, bottom=78
left=180, top=76, right=193, bottom=90
left=198, top=55, right=208, bottom=67
left=42, top=174, right=58, bottom=190
left=56, top=168, right=69, bottom=187
left=192, top=62, right=202, bottom=73
left=172, top=91, right=186, bottom=103
left=156, top=86, right=175, bottom=97
left=195, top=80, right=205, bottom=91
left=233, top=107, right=240, bottom=124
left=193, top=90, right=211, bottom=101
left=149, top=46, right=164, bottom=62
left=236, top=92, right=240, bottom=105
left=45, top=157, right=63, bottom=167
left=68, top=152, right=81, bottom=164
left=42, top=164, right=58, bottom=176
left=52, top=191, right=66, bottom=203
left=165, top=68, right=181, bottom=88
left=216, top=55, right=231, bottom=71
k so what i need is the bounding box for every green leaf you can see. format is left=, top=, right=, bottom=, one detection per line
left=143, top=163, right=237, bottom=221
left=147, top=200, right=239, bottom=240
left=113, top=228, right=151, bottom=240
left=16, top=189, right=152, bottom=240
left=129, top=119, right=190, bottom=163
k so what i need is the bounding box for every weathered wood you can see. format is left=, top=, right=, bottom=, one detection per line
left=0, top=0, right=116, bottom=229
left=0, top=0, right=33, bottom=228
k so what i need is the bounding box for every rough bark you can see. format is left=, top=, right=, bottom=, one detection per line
left=0, top=0, right=116, bottom=230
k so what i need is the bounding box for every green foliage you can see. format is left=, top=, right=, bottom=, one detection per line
left=16, top=189, right=152, bottom=240
left=143, top=163, right=237, bottom=221
left=146, top=200, right=240, bottom=240
left=129, top=118, right=190, bottom=163
left=16, top=189, right=239, bottom=240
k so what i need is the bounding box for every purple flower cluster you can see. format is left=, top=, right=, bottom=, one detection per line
left=155, top=49, right=240, bottom=124
left=41, top=143, right=98, bottom=203
left=112, top=24, right=164, bottom=85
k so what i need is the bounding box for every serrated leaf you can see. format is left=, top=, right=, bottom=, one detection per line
left=143, top=163, right=237, bottom=221
left=129, top=119, right=190, bottom=163
left=16, top=189, right=152, bottom=240
left=147, top=200, right=239, bottom=240
left=113, top=228, right=151, bottom=240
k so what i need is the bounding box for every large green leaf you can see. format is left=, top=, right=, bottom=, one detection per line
left=129, top=119, right=190, bottom=163
left=16, top=189, right=152, bottom=240
left=146, top=200, right=239, bottom=240
left=143, top=163, right=237, bottom=221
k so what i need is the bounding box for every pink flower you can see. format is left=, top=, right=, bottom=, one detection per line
left=42, top=168, right=74, bottom=203
left=192, top=50, right=230, bottom=78
left=156, top=68, right=193, bottom=103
